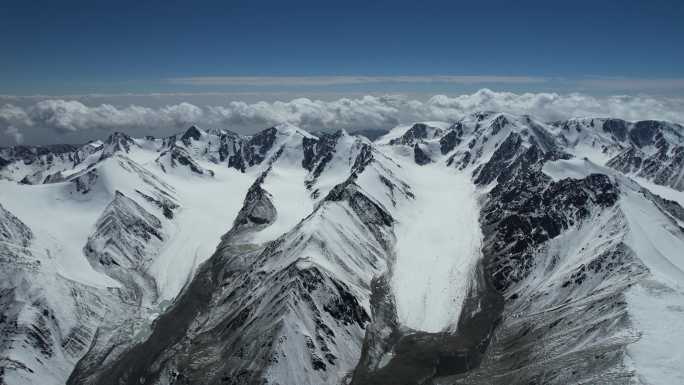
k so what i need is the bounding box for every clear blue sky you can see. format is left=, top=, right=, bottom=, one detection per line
left=2, top=0, right=684, bottom=95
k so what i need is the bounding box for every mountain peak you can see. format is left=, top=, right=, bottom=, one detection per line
left=104, top=131, right=133, bottom=144
left=100, top=132, right=136, bottom=159
left=181, top=125, right=203, bottom=143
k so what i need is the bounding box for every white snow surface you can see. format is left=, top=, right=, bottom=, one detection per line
left=384, top=147, right=482, bottom=332
left=622, top=184, right=684, bottom=385
left=626, top=281, right=684, bottom=385
left=620, top=189, right=684, bottom=290
left=634, top=177, right=684, bottom=208
left=0, top=149, right=255, bottom=302
left=0, top=180, right=120, bottom=287
left=542, top=157, right=613, bottom=182
left=148, top=163, right=252, bottom=301
left=249, top=129, right=314, bottom=244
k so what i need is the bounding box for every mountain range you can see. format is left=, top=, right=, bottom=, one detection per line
left=1, top=112, right=683, bottom=385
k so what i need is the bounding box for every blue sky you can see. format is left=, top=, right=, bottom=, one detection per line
left=3, top=0, right=684, bottom=146
left=2, top=0, right=684, bottom=96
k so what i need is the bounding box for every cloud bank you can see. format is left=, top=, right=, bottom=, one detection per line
left=2, top=89, right=684, bottom=145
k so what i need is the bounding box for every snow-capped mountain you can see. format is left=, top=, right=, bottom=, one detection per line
left=0, top=114, right=683, bottom=385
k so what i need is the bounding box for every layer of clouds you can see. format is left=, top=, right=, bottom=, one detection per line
left=23, top=100, right=204, bottom=133
left=2, top=89, right=684, bottom=145
left=0, top=104, right=30, bottom=144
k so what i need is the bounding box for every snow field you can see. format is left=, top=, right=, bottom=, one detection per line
left=389, top=158, right=482, bottom=332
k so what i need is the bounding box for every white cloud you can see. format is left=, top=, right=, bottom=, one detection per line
left=4, top=126, right=23, bottom=144
left=1, top=104, right=32, bottom=144
left=30, top=100, right=159, bottom=132
left=3, top=89, right=684, bottom=145
left=420, top=90, right=684, bottom=123
left=0, top=104, right=32, bottom=127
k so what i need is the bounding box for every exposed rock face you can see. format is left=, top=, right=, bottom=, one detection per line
left=0, top=203, right=33, bottom=250
left=302, top=131, right=342, bottom=178
left=629, top=120, right=662, bottom=148
left=0, top=143, right=95, bottom=185
left=100, top=132, right=136, bottom=159
left=550, top=117, right=684, bottom=190
left=0, top=144, right=78, bottom=165
left=439, top=129, right=461, bottom=155
left=445, top=169, right=650, bottom=384
left=389, top=123, right=430, bottom=145
left=489, top=114, right=509, bottom=136
left=472, top=132, right=526, bottom=185
left=156, top=145, right=215, bottom=177
left=241, top=127, right=278, bottom=168
left=219, top=131, right=244, bottom=165
left=84, top=191, right=164, bottom=304
left=483, top=172, right=619, bottom=291
left=70, top=168, right=99, bottom=194
left=0, top=156, right=10, bottom=169
left=602, top=119, right=629, bottom=141
left=180, top=125, right=202, bottom=146
left=229, top=170, right=277, bottom=234
left=413, top=144, right=432, bottom=165
left=608, top=141, right=684, bottom=191
left=135, top=189, right=178, bottom=220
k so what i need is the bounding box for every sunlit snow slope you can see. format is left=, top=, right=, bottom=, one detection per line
left=387, top=150, right=481, bottom=332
